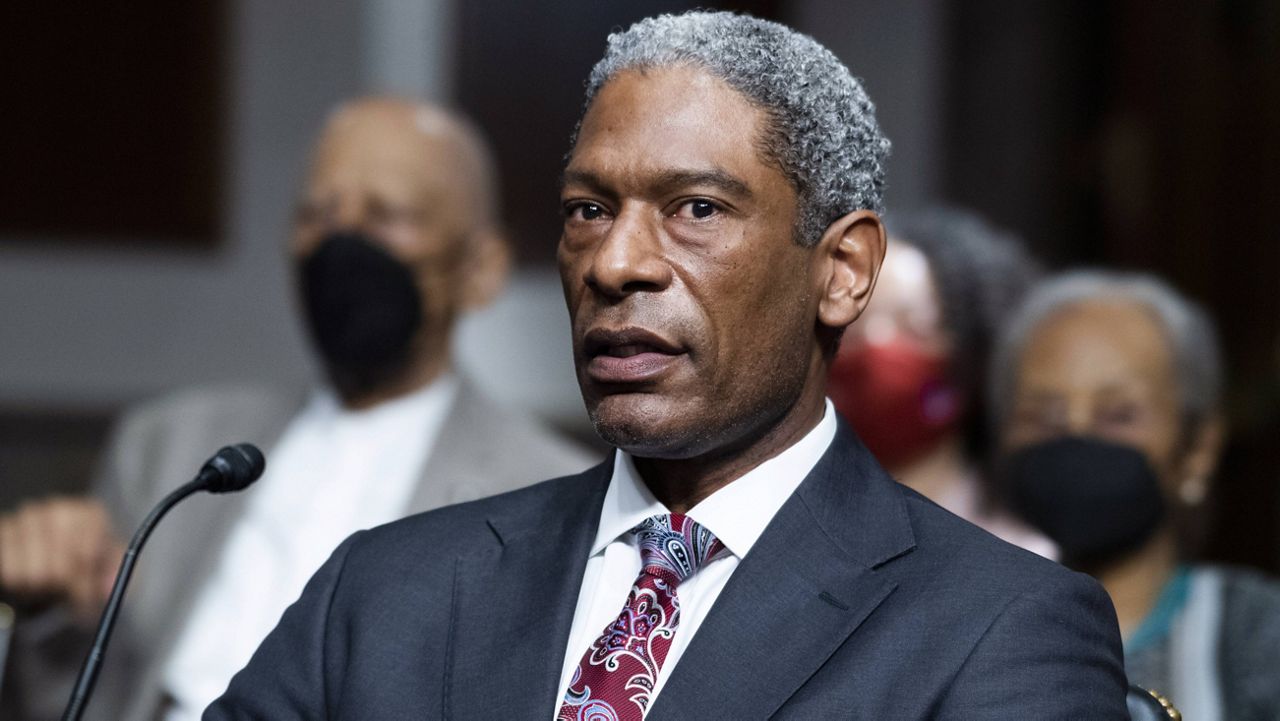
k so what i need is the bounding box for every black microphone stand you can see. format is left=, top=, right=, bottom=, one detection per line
left=61, top=476, right=208, bottom=721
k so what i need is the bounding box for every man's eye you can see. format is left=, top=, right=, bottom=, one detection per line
left=676, top=199, right=719, bottom=219
left=1095, top=405, right=1140, bottom=430
left=369, top=204, right=423, bottom=226
left=566, top=202, right=606, bottom=221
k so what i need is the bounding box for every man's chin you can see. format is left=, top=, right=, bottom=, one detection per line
left=587, top=394, right=706, bottom=460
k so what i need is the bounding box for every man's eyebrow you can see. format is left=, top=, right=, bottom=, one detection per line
left=560, top=168, right=753, bottom=200
left=560, top=169, right=611, bottom=194
left=651, top=169, right=752, bottom=199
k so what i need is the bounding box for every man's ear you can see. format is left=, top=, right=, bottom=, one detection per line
left=815, top=210, right=886, bottom=331
left=458, top=226, right=512, bottom=311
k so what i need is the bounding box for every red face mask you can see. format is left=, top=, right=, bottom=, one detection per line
left=827, top=340, right=961, bottom=468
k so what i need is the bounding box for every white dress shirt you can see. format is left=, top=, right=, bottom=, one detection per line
left=162, top=375, right=459, bottom=720
left=553, top=400, right=837, bottom=718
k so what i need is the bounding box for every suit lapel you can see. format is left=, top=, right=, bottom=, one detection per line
left=445, top=460, right=613, bottom=720
left=648, top=426, right=916, bottom=720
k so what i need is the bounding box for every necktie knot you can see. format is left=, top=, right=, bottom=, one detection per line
left=631, top=513, right=725, bottom=587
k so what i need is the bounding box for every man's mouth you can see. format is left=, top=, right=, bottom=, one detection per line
left=583, top=327, right=686, bottom=384
left=602, top=343, right=658, bottom=358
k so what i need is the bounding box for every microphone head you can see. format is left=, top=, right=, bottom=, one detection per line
left=198, top=443, right=266, bottom=493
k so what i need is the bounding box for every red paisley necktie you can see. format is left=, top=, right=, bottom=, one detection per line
left=557, top=513, right=726, bottom=721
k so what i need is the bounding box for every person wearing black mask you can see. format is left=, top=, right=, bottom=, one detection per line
left=0, top=98, right=595, bottom=721
left=990, top=270, right=1280, bottom=720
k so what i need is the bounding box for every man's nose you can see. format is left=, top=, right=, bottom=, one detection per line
left=1064, top=402, right=1094, bottom=436
left=327, top=193, right=368, bottom=230
left=584, top=207, right=672, bottom=298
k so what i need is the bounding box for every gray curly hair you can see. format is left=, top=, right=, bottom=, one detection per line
left=574, top=10, right=890, bottom=247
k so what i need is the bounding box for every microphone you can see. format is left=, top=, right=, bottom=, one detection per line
left=61, top=444, right=266, bottom=721
left=195, top=443, right=266, bottom=493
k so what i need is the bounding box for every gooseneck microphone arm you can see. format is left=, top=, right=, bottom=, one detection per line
left=62, top=443, right=265, bottom=721
left=61, top=477, right=206, bottom=721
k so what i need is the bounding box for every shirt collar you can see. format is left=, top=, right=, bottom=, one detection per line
left=592, top=399, right=838, bottom=559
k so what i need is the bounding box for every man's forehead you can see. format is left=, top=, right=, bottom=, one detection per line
left=325, top=100, right=450, bottom=137
left=308, top=135, right=431, bottom=185
left=577, top=66, right=753, bottom=134
left=316, top=117, right=437, bottom=161
left=566, top=66, right=779, bottom=188
left=309, top=118, right=461, bottom=188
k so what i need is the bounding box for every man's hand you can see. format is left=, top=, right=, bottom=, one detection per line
left=0, top=497, right=123, bottom=621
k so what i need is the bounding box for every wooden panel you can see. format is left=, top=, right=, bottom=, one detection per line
left=0, top=3, right=227, bottom=244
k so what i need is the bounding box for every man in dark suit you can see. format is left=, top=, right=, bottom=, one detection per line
left=208, top=12, right=1129, bottom=719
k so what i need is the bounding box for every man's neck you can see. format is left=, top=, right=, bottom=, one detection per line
left=337, top=354, right=449, bottom=411
left=633, top=389, right=827, bottom=514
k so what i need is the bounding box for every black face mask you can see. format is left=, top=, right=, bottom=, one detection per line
left=1001, top=436, right=1166, bottom=567
left=297, top=231, right=424, bottom=399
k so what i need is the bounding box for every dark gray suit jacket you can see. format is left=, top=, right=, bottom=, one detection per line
left=207, top=424, right=1129, bottom=719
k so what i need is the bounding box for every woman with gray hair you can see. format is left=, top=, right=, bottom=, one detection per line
left=828, top=207, right=1052, bottom=556
left=991, top=269, right=1280, bottom=720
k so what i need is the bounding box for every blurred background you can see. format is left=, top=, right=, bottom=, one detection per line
left=1, top=0, right=1277, bottom=573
